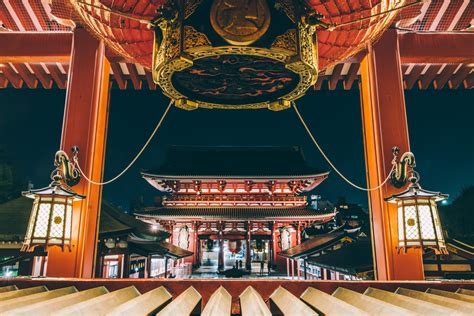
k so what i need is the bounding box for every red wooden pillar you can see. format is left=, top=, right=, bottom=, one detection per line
left=272, top=222, right=278, bottom=268
left=360, top=30, right=424, bottom=280
left=192, top=222, right=199, bottom=267
left=218, top=222, right=224, bottom=271
left=46, top=28, right=110, bottom=278
left=246, top=221, right=252, bottom=271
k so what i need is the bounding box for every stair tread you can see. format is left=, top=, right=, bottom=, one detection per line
left=0, top=286, right=77, bottom=313
left=0, top=285, right=18, bottom=293
left=55, top=286, right=140, bottom=315
left=3, top=286, right=108, bottom=316
left=239, top=286, right=271, bottom=316
left=0, top=286, right=47, bottom=302
left=332, top=287, right=416, bottom=315
left=457, top=288, right=474, bottom=297
left=427, top=288, right=474, bottom=303
left=270, top=286, right=317, bottom=316
left=396, top=287, right=474, bottom=314
left=106, top=286, right=172, bottom=316
left=364, top=287, right=457, bottom=316
left=157, top=286, right=202, bottom=316
left=301, top=287, right=368, bottom=316
left=202, top=286, right=231, bottom=316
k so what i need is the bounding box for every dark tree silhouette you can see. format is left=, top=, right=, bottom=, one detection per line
left=438, top=186, right=474, bottom=244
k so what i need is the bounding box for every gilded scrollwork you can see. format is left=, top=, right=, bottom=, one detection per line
left=271, top=29, right=297, bottom=53
left=152, top=0, right=318, bottom=110
left=184, top=26, right=211, bottom=49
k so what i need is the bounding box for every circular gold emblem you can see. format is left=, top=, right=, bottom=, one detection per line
left=407, top=218, right=416, bottom=226
left=210, top=0, right=271, bottom=45
left=54, top=216, right=63, bottom=225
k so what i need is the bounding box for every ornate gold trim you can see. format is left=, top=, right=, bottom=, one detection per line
left=153, top=21, right=318, bottom=110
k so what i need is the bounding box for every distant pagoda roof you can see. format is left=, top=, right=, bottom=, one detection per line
left=0, top=197, right=169, bottom=244
left=307, top=240, right=373, bottom=276
left=135, top=207, right=336, bottom=220
left=142, top=146, right=327, bottom=178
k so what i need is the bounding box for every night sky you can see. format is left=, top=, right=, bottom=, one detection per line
left=1, top=87, right=473, bottom=210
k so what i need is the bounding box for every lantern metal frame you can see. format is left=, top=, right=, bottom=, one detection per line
left=386, top=149, right=449, bottom=254
left=21, top=148, right=84, bottom=252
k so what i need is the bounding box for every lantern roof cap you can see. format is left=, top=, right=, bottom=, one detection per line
left=21, top=181, right=85, bottom=201
left=385, top=183, right=448, bottom=203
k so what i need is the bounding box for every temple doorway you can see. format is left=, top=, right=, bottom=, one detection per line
left=224, top=239, right=247, bottom=270
left=200, top=239, right=219, bottom=268
left=250, top=239, right=270, bottom=274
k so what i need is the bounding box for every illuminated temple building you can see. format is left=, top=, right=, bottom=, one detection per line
left=136, top=146, right=336, bottom=273
left=1, top=0, right=473, bottom=313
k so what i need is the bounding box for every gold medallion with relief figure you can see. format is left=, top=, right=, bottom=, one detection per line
left=210, top=0, right=271, bottom=45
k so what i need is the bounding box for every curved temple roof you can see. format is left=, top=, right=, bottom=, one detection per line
left=142, top=146, right=327, bottom=178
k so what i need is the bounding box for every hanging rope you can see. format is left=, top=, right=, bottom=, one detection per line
left=292, top=101, right=393, bottom=191
left=74, top=100, right=173, bottom=185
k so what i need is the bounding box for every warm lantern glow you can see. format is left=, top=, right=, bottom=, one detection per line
left=22, top=182, right=84, bottom=251
left=386, top=179, right=448, bottom=254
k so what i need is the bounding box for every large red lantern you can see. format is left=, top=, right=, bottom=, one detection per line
left=68, top=0, right=405, bottom=110
left=228, top=240, right=241, bottom=254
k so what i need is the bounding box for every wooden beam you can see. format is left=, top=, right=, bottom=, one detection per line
left=449, top=65, right=471, bottom=89
left=328, top=64, right=344, bottom=90
left=464, top=73, right=474, bottom=89
left=110, top=62, right=127, bottom=90
left=433, top=65, right=458, bottom=89
left=47, top=28, right=110, bottom=278
left=343, top=63, right=360, bottom=90
left=145, top=71, right=157, bottom=90
left=0, top=2, right=19, bottom=31
left=314, top=76, right=325, bottom=90
left=8, top=1, right=36, bottom=31
left=28, top=0, right=53, bottom=31
left=0, top=32, right=72, bottom=63
left=437, top=1, right=465, bottom=31
left=13, top=63, right=38, bottom=89
left=62, top=64, right=70, bottom=75
left=46, top=64, right=67, bottom=89
left=126, top=63, right=142, bottom=90
left=399, top=33, right=474, bottom=64
left=360, top=30, right=424, bottom=280
left=0, top=73, right=8, bottom=88
left=0, top=32, right=472, bottom=68
left=453, top=1, right=473, bottom=30
left=404, top=65, right=424, bottom=89
left=2, top=64, right=23, bottom=88
left=418, top=0, right=444, bottom=31
left=30, top=64, right=53, bottom=89
left=418, top=65, right=442, bottom=90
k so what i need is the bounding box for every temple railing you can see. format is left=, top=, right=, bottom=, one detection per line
left=1, top=278, right=473, bottom=314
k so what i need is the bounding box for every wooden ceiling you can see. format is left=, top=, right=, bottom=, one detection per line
left=0, top=0, right=472, bottom=91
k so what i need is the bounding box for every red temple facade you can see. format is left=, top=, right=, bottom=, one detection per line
left=135, top=146, right=336, bottom=273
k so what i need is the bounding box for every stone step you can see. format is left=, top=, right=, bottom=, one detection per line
left=157, top=286, right=202, bottom=316
left=269, top=286, right=317, bottom=316
left=55, top=286, right=141, bottom=316
left=0, top=286, right=47, bottom=302
left=202, top=286, right=232, bottom=316
left=396, top=287, right=474, bottom=315
left=364, top=287, right=457, bottom=316
left=107, top=286, right=172, bottom=316
left=301, top=287, right=368, bottom=316
left=457, top=288, right=474, bottom=296
left=332, top=287, right=416, bottom=315
left=239, top=286, right=271, bottom=316
left=0, top=286, right=17, bottom=293
left=2, top=286, right=108, bottom=316
left=427, top=288, right=474, bottom=303
left=0, top=286, right=77, bottom=314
